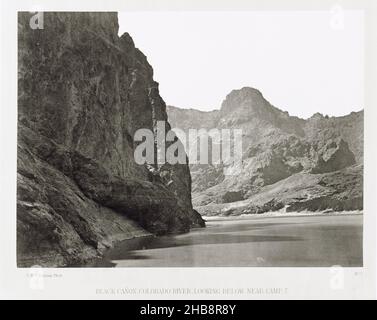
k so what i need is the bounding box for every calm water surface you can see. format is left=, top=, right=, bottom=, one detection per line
left=93, top=214, right=362, bottom=267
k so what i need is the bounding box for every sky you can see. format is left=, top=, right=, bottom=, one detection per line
left=118, top=10, right=364, bottom=119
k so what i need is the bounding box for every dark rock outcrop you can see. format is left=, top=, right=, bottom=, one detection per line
left=167, top=87, right=363, bottom=215
left=17, top=12, right=203, bottom=267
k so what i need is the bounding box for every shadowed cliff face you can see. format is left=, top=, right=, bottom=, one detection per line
left=17, top=12, right=204, bottom=267
left=167, top=87, right=363, bottom=215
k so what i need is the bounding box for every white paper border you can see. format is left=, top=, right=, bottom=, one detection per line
left=0, top=0, right=376, bottom=300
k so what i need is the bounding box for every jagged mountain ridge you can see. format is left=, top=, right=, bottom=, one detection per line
left=167, top=87, right=363, bottom=215
left=17, top=12, right=204, bottom=267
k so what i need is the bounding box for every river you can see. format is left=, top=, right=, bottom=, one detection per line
left=91, top=214, right=363, bottom=267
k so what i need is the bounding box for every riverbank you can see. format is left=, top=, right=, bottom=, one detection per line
left=202, top=209, right=363, bottom=221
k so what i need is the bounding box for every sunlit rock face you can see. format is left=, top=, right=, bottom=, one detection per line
left=17, top=12, right=203, bottom=267
left=167, top=87, right=363, bottom=215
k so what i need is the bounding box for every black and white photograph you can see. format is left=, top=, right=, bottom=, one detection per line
left=1, top=0, right=376, bottom=301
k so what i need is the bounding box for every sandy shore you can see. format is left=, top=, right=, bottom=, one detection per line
left=202, top=210, right=363, bottom=221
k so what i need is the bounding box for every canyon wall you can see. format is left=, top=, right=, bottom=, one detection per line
left=17, top=12, right=203, bottom=267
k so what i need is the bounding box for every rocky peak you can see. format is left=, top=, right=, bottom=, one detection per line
left=308, top=112, right=325, bottom=121
left=220, top=87, right=266, bottom=114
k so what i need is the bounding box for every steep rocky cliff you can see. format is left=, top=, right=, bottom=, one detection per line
left=17, top=12, right=203, bottom=267
left=167, top=87, right=363, bottom=215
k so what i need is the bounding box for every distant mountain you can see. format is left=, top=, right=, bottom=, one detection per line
left=167, top=87, right=363, bottom=216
